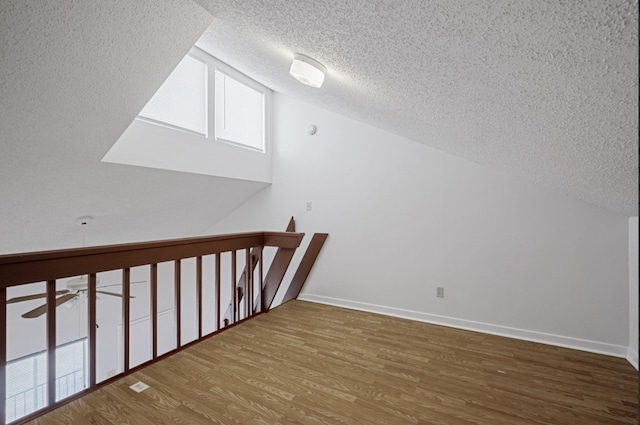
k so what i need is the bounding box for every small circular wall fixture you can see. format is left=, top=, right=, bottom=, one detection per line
left=307, top=124, right=317, bottom=135
left=75, top=216, right=93, bottom=226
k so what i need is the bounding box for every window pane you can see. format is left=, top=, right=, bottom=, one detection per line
left=128, top=265, right=152, bottom=369
left=6, top=282, right=48, bottom=423
left=95, top=269, right=121, bottom=385
left=55, top=276, right=87, bottom=401
left=139, top=54, right=208, bottom=136
left=215, top=70, right=265, bottom=151
left=55, top=340, right=86, bottom=401
left=156, top=261, right=177, bottom=356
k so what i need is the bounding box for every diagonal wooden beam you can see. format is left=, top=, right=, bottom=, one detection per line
left=284, top=216, right=295, bottom=232
left=281, top=233, right=328, bottom=305
left=262, top=247, right=298, bottom=311
left=224, top=217, right=296, bottom=323
left=261, top=217, right=297, bottom=311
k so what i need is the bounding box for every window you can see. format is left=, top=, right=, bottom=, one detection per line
left=5, top=338, right=87, bottom=423
left=138, top=54, right=208, bottom=136
left=133, top=47, right=270, bottom=154
left=214, top=70, right=265, bottom=151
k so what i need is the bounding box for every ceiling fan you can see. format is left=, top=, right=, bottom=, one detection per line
left=6, top=276, right=143, bottom=318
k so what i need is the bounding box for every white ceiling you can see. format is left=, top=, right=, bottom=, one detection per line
left=0, top=1, right=269, bottom=254
left=0, top=1, right=637, bottom=256
left=195, top=0, right=638, bottom=216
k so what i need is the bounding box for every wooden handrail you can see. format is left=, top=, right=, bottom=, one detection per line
left=0, top=229, right=306, bottom=425
left=0, top=231, right=304, bottom=288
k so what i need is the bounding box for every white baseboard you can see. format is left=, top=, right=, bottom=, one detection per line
left=298, top=294, right=629, bottom=359
left=627, top=347, right=639, bottom=370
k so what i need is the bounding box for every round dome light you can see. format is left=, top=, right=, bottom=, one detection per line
left=290, top=54, right=326, bottom=88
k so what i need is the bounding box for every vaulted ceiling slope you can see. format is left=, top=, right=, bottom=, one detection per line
left=0, top=1, right=269, bottom=255
left=195, top=0, right=638, bottom=216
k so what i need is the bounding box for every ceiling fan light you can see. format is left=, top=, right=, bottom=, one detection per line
left=290, top=54, right=326, bottom=88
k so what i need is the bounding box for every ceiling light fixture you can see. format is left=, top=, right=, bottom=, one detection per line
left=290, top=54, right=326, bottom=88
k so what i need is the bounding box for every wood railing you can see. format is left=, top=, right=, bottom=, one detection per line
left=223, top=217, right=297, bottom=324
left=0, top=231, right=304, bottom=425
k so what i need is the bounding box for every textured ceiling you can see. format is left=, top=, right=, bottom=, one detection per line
left=0, top=0, right=637, bottom=256
left=0, top=0, right=268, bottom=254
left=195, top=0, right=638, bottom=215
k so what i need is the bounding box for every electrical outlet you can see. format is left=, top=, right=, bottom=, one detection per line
left=437, top=287, right=445, bottom=298
left=306, top=201, right=312, bottom=211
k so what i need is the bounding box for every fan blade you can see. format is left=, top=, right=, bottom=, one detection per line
left=96, top=290, right=135, bottom=298
left=22, top=294, right=77, bottom=318
left=97, top=280, right=146, bottom=289
left=8, top=290, right=70, bottom=304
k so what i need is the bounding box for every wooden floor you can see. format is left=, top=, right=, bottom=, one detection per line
left=33, top=301, right=637, bottom=425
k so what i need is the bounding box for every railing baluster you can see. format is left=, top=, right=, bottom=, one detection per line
left=1, top=286, right=6, bottom=425
left=250, top=251, right=254, bottom=316
left=231, top=251, right=237, bottom=322
left=245, top=249, right=250, bottom=318
left=215, top=254, right=220, bottom=331
left=88, top=273, right=97, bottom=387
left=175, top=260, right=181, bottom=348
left=46, top=280, right=56, bottom=406
left=151, top=264, right=158, bottom=360
left=259, top=248, right=264, bottom=313
left=122, top=268, right=130, bottom=373
left=250, top=251, right=254, bottom=315
left=252, top=250, right=256, bottom=315
left=196, top=256, right=202, bottom=338
left=0, top=230, right=307, bottom=423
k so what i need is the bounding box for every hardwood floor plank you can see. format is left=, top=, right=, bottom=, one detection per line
left=33, top=301, right=638, bottom=425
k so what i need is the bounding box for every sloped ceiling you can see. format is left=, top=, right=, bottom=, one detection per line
left=0, top=0, right=636, bottom=257
left=195, top=0, right=638, bottom=216
left=0, top=1, right=268, bottom=254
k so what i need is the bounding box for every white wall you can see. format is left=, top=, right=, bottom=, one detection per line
left=103, top=119, right=272, bottom=184
left=0, top=0, right=241, bottom=256
left=209, top=93, right=630, bottom=357
left=629, top=216, right=638, bottom=369
left=102, top=46, right=273, bottom=185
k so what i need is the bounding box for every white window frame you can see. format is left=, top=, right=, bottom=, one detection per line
left=213, top=66, right=267, bottom=153
left=134, top=47, right=272, bottom=155
left=137, top=52, right=209, bottom=138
